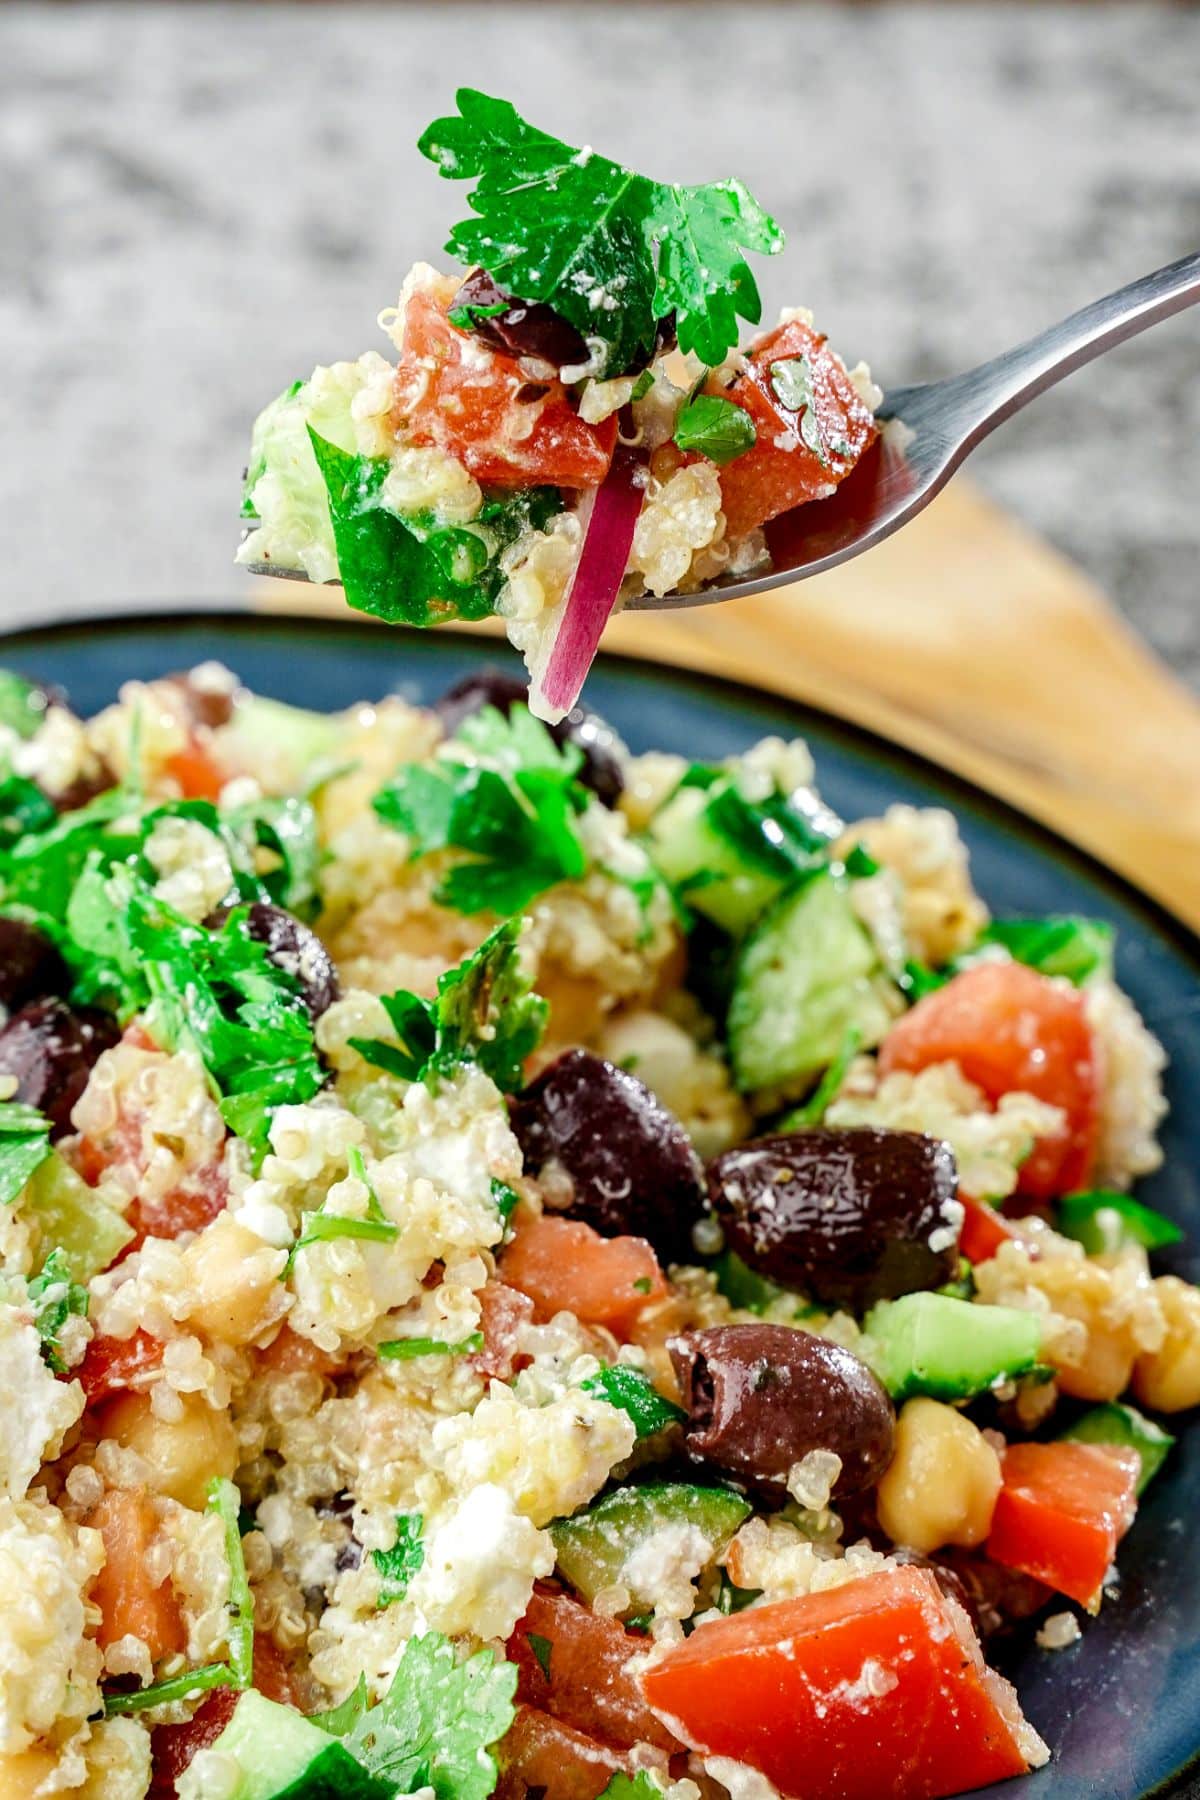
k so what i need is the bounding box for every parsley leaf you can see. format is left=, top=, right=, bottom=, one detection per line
left=207, top=1477, right=255, bottom=1688
left=224, top=795, right=321, bottom=922
left=341, top=1630, right=517, bottom=1800
left=418, top=88, right=782, bottom=375
left=289, top=1146, right=398, bottom=1267
left=581, top=1365, right=685, bottom=1440
left=104, top=1663, right=239, bottom=1716
left=769, top=355, right=830, bottom=465
left=491, top=1177, right=521, bottom=1224
left=977, top=916, right=1114, bottom=986
left=373, top=709, right=588, bottom=917
left=372, top=1512, right=425, bottom=1607
left=350, top=920, right=546, bottom=1095
left=598, top=1776, right=664, bottom=1800
left=308, top=429, right=562, bottom=628
left=27, top=1249, right=88, bottom=1374
left=70, top=870, right=325, bottom=1162
left=370, top=709, right=586, bottom=921
left=672, top=393, right=756, bottom=465
left=0, top=773, right=57, bottom=847
left=0, top=1101, right=53, bottom=1205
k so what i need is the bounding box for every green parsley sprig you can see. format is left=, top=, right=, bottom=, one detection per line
left=419, top=88, right=783, bottom=375
left=0, top=1101, right=53, bottom=1206
left=372, top=1512, right=425, bottom=1607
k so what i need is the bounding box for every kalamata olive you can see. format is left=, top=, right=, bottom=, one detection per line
left=51, top=761, right=116, bottom=814
left=167, top=668, right=237, bottom=729
left=511, top=1048, right=704, bottom=1263
left=670, top=1323, right=895, bottom=1499
left=708, top=1127, right=961, bottom=1311
left=0, top=998, right=120, bottom=1136
left=449, top=268, right=590, bottom=372
left=0, top=917, right=68, bottom=1011
left=934, top=1547, right=1053, bottom=1640
left=242, top=904, right=341, bottom=1022
left=434, top=668, right=625, bottom=807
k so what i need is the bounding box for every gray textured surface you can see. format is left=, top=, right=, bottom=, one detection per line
left=1, top=2, right=1197, bottom=683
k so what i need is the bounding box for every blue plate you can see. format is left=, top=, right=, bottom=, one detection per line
left=4, top=609, right=1198, bottom=1800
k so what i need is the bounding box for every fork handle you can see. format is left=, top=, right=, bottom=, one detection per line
left=882, top=249, right=1200, bottom=448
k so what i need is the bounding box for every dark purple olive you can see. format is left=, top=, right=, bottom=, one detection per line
left=434, top=668, right=625, bottom=807
left=511, top=1048, right=704, bottom=1263
left=0, top=998, right=120, bottom=1136
left=0, top=918, right=68, bottom=1011
left=708, top=1127, right=961, bottom=1310
left=934, top=1547, right=1053, bottom=1640
left=51, top=762, right=116, bottom=814
left=448, top=269, right=589, bottom=372
left=242, top=904, right=340, bottom=1022
left=670, top=1323, right=895, bottom=1499
left=167, top=668, right=237, bottom=730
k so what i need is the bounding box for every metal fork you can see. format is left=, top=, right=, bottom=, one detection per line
left=241, top=250, right=1200, bottom=611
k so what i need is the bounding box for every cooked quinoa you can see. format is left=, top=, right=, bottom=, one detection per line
left=0, top=661, right=1192, bottom=1800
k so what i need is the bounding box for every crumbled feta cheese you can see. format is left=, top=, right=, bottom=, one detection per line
left=0, top=1306, right=84, bottom=1499
left=144, top=815, right=236, bottom=921
left=409, top=1483, right=553, bottom=1640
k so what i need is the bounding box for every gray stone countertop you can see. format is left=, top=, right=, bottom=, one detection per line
left=1, top=2, right=1197, bottom=685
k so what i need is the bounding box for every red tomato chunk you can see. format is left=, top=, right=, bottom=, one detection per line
left=77, top=1329, right=164, bottom=1406
left=499, top=1215, right=667, bottom=1340
left=880, top=961, right=1101, bottom=1198
left=509, top=1588, right=680, bottom=1754
left=639, top=1565, right=1039, bottom=1800
left=495, top=1704, right=649, bottom=1800
left=708, top=315, right=878, bottom=541
left=394, top=276, right=617, bottom=491
left=987, top=1441, right=1140, bottom=1611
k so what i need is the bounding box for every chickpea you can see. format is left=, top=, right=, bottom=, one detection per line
left=181, top=1215, right=287, bottom=1345
left=876, top=1398, right=1001, bottom=1555
left=99, top=1390, right=237, bottom=1510
left=0, top=1748, right=65, bottom=1799
left=1134, top=1276, right=1200, bottom=1413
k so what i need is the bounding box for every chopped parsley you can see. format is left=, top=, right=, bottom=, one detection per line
left=321, top=1630, right=517, bottom=1800
left=0, top=1101, right=53, bottom=1206
left=372, top=1512, right=425, bottom=1607
left=598, top=1776, right=665, bottom=1800
left=377, top=1332, right=484, bottom=1361
left=103, top=1661, right=240, bottom=1716
left=373, top=706, right=589, bottom=916
left=27, top=1249, right=88, bottom=1373
left=0, top=773, right=57, bottom=846
left=289, top=1145, right=398, bottom=1266
left=208, top=1476, right=254, bottom=1689
left=224, top=793, right=321, bottom=922
left=769, top=354, right=830, bottom=465
left=69, top=869, right=325, bottom=1162
left=526, top=1632, right=553, bottom=1679
left=780, top=1024, right=862, bottom=1129
left=1058, top=1190, right=1183, bottom=1256
left=350, top=919, right=547, bottom=1094
left=308, top=429, right=562, bottom=629
left=672, top=392, right=757, bottom=465
left=581, top=1365, right=685, bottom=1440
left=491, top=1177, right=521, bottom=1224
left=419, top=88, right=783, bottom=374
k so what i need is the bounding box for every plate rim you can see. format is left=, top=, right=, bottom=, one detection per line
left=3, top=604, right=1199, bottom=1798
left=5, top=602, right=1198, bottom=974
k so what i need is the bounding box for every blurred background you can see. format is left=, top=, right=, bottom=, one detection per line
left=1, top=1, right=1197, bottom=686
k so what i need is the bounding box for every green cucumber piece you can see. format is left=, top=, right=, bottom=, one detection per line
left=219, top=696, right=342, bottom=792
left=551, top=1482, right=750, bottom=1615
left=182, top=1691, right=389, bottom=1800
left=863, top=1292, right=1043, bottom=1402
left=25, top=1153, right=134, bottom=1282
left=0, top=670, right=51, bottom=740
left=1057, top=1189, right=1182, bottom=1256
left=1061, top=1401, right=1175, bottom=1494
left=645, top=785, right=786, bottom=934
left=727, top=873, right=896, bottom=1095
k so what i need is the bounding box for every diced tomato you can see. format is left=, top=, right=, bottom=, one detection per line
left=255, top=1324, right=343, bottom=1381
left=704, top=315, right=878, bottom=541
left=880, top=961, right=1101, bottom=1198
left=958, top=1194, right=1025, bottom=1265
left=77, top=1329, right=164, bottom=1406
left=147, top=1636, right=304, bottom=1798
left=639, top=1565, right=1037, bottom=1800
left=474, top=1280, right=536, bottom=1383
left=509, top=1588, right=680, bottom=1754
left=987, top=1441, right=1140, bottom=1612
left=499, top=1216, right=667, bottom=1340
left=394, top=273, right=617, bottom=490
left=87, top=1488, right=187, bottom=1661
left=149, top=1687, right=239, bottom=1799
left=495, top=1705, right=647, bottom=1800
left=165, top=738, right=226, bottom=802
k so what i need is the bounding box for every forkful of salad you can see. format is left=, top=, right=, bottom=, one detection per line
left=238, top=88, right=1200, bottom=723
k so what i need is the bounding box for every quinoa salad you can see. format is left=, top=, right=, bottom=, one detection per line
left=0, top=656, right=1194, bottom=1800
left=237, top=89, right=880, bottom=722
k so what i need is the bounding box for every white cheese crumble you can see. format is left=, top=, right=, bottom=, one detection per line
left=0, top=1306, right=85, bottom=1499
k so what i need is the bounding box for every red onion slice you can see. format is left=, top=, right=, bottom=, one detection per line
left=535, top=449, right=647, bottom=722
